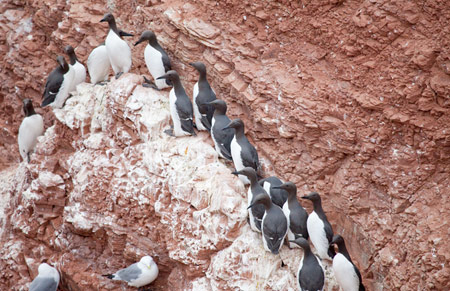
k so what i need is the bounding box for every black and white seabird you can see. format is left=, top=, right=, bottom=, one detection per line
left=302, top=192, right=336, bottom=260
left=273, top=182, right=309, bottom=248
left=18, top=99, right=44, bottom=163
left=134, top=30, right=172, bottom=90
left=30, top=263, right=60, bottom=291
left=87, top=31, right=132, bottom=85
left=208, top=99, right=233, bottom=160
left=331, top=235, right=365, bottom=291
left=103, top=255, right=159, bottom=290
left=190, top=61, right=216, bottom=131
left=223, top=118, right=260, bottom=184
left=100, top=13, right=132, bottom=79
left=42, top=55, right=75, bottom=108
left=258, top=176, right=288, bottom=208
left=156, top=70, right=196, bottom=136
left=248, top=192, right=288, bottom=255
left=290, top=238, right=325, bottom=291
left=64, top=45, right=86, bottom=92
left=232, top=167, right=267, bottom=232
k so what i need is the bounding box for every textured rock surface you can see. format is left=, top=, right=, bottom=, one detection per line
left=1, top=0, right=449, bottom=290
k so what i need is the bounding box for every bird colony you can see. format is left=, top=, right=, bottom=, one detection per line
left=18, top=12, right=365, bottom=291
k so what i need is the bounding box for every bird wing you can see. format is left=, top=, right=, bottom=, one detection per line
left=29, top=276, right=58, bottom=291
left=42, top=68, right=64, bottom=106
left=241, top=140, right=260, bottom=172
left=176, top=98, right=195, bottom=134
left=116, top=263, right=142, bottom=283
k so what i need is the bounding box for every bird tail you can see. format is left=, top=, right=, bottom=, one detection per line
left=102, top=274, right=115, bottom=279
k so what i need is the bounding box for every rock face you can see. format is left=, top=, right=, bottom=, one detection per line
left=1, top=0, right=449, bottom=290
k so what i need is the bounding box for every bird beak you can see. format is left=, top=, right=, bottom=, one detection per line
left=120, top=31, right=134, bottom=37
left=189, top=62, right=195, bottom=66
left=288, top=240, right=296, bottom=243
left=156, top=74, right=168, bottom=80
left=272, top=186, right=282, bottom=190
left=231, top=170, right=241, bottom=176
left=222, top=126, right=230, bottom=130
left=247, top=203, right=255, bottom=209
left=100, top=16, right=107, bottom=22
left=301, top=196, right=309, bottom=200
left=134, top=38, right=143, bottom=46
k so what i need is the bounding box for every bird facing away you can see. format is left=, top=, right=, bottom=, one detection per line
left=232, top=167, right=267, bottom=232
left=156, top=70, right=196, bottom=136
left=331, top=234, right=365, bottom=291
left=208, top=99, right=233, bottom=160
left=248, top=192, right=288, bottom=255
left=190, top=61, right=216, bottom=131
left=29, top=263, right=60, bottom=291
left=302, top=192, right=336, bottom=260
left=42, top=55, right=75, bottom=108
left=290, top=237, right=325, bottom=291
left=274, top=182, right=309, bottom=248
left=64, top=45, right=86, bottom=92
left=223, top=118, right=260, bottom=184
left=18, top=99, right=44, bottom=163
left=100, top=13, right=132, bottom=79
left=103, top=255, right=159, bottom=289
left=134, top=30, right=172, bottom=90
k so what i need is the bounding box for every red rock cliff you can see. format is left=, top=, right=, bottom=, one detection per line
left=1, top=0, right=449, bottom=290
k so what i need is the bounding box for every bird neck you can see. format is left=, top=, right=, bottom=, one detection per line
left=234, top=126, right=245, bottom=138
left=109, top=20, right=119, bottom=35
left=68, top=52, right=77, bottom=65
left=198, top=71, right=207, bottom=82
left=25, top=105, right=36, bottom=117
left=337, top=241, right=353, bottom=262
left=172, top=79, right=187, bottom=98
left=288, top=191, right=298, bottom=203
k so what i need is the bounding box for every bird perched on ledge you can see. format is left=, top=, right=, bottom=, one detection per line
left=103, top=256, right=159, bottom=290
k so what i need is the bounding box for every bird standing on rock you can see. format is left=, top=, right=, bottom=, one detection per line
left=134, top=30, right=172, bottom=90
left=232, top=167, right=267, bottom=232
left=223, top=118, right=260, bottom=184
left=302, top=192, right=336, bottom=260
left=274, top=182, right=309, bottom=248
left=190, top=61, right=216, bottom=131
left=100, top=13, right=132, bottom=79
left=290, top=237, right=325, bottom=291
left=248, top=192, right=288, bottom=255
left=18, top=99, right=44, bottom=163
left=103, top=255, right=159, bottom=291
left=42, top=55, right=75, bottom=108
left=29, top=263, right=60, bottom=291
left=64, top=45, right=86, bottom=93
left=157, top=70, right=196, bottom=137
left=330, top=234, right=365, bottom=291
left=208, top=99, right=233, bottom=160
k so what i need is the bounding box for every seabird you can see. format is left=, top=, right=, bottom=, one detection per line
left=208, top=99, right=233, bottom=160
left=290, top=237, right=325, bottom=291
left=331, top=234, right=365, bottom=291
left=29, top=263, right=60, bottom=291
left=248, top=192, right=288, bottom=255
left=232, top=167, right=267, bottom=232
left=223, top=118, right=260, bottom=184
left=64, top=45, right=86, bottom=92
left=41, top=55, right=75, bottom=108
left=18, top=99, right=44, bottom=163
left=302, top=192, right=336, bottom=260
left=103, top=256, right=159, bottom=290
left=100, top=13, right=132, bottom=79
left=134, top=30, right=172, bottom=90
left=274, top=182, right=309, bottom=248
left=156, top=70, right=196, bottom=136
left=190, top=61, right=216, bottom=131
